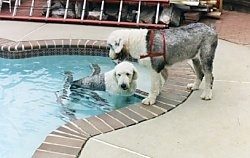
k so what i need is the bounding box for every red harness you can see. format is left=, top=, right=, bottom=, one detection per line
left=140, top=30, right=167, bottom=62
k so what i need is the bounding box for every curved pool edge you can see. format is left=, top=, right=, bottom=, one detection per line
left=0, top=38, right=195, bottom=158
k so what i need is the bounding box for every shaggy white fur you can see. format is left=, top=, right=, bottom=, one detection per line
left=107, top=23, right=218, bottom=105
left=108, top=29, right=148, bottom=60
left=107, top=29, right=161, bottom=105
left=56, top=61, right=138, bottom=106
left=105, top=61, right=138, bottom=96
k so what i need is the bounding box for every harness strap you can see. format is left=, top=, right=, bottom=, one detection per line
left=140, top=30, right=167, bottom=62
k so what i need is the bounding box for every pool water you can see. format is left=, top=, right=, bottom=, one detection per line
left=0, top=55, right=143, bottom=158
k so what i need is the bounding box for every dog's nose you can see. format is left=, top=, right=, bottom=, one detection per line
left=120, top=83, right=127, bottom=90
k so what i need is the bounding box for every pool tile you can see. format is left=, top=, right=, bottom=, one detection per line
left=51, top=131, right=85, bottom=140
left=64, top=122, right=89, bottom=137
left=164, top=81, right=187, bottom=89
left=157, top=95, right=182, bottom=106
left=1, top=45, right=9, bottom=52
left=97, top=113, right=125, bottom=130
left=44, top=135, right=85, bottom=148
left=44, top=40, right=56, bottom=49
left=161, top=86, right=191, bottom=97
left=86, top=116, right=113, bottom=133
left=22, top=41, right=33, bottom=50
left=10, top=42, right=21, bottom=51
left=84, top=40, right=97, bottom=48
left=62, top=39, right=70, bottom=48
left=53, top=39, right=64, bottom=48
left=38, top=143, right=80, bottom=156
left=56, top=126, right=84, bottom=138
left=70, top=39, right=81, bottom=48
left=0, top=38, right=13, bottom=45
left=127, top=104, right=156, bottom=119
left=154, top=101, right=175, bottom=111
left=159, top=91, right=187, bottom=102
left=84, top=47, right=93, bottom=55
left=8, top=44, right=16, bottom=51
left=72, top=119, right=101, bottom=136
left=107, top=110, right=136, bottom=127
left=37, top=40, right=47, bottom=49
left=168, top=75, right=193, bottom=82
left=167, top=78, right=190, bottom=87
left=164, top=84, right=191, bottom=93
left=169, top=73, right=196, bottom=80
left=77, top=39, right=89, bottom=48
left=29, top=40, right=40, bottom=49
left=135, top=89, right=148, bottom=97
left=0, top=51, right=8, bottom=58
left=92, top=40, right=106, bottom=49
left=97, top=40, right=107, bottom=48
left=139, top=104, right=167, bottom=115
left=158, top=91, right=184, bottom=103
left=118, top=107, right=145, bottom=123
left=33, top=150, right=75, bottom=158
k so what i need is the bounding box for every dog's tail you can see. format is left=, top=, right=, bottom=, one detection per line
left=90, top=64, right=101, bottom=76
left=64, top=71, right=73, bottom=83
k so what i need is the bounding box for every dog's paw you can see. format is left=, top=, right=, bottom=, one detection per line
left=200, top=89, right=212, bottom=100
left=187, top=83, right=199, bottom=90
left=142, top=97, right=156, bottom=105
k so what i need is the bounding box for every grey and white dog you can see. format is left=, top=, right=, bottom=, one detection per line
left=107, top=23, right=218, bottom=105
left=69, top=61, right=138, bottom=96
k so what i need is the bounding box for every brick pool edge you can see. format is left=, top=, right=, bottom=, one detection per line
left=0, top=38, right=195, bottom=158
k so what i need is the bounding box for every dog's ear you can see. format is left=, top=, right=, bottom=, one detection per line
left=114, top=38, right=123, bottom=49
left=112, top=70, right=118, bottom=82
left=132, top=67, right=138, bottom=80
left=118, top=38, right=123, bottom=46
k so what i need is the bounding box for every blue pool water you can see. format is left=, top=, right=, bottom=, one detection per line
left=0, top=55, right=143, bottom=158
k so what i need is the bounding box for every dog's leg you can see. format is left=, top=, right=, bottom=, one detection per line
left=160, top=67, right=168, bottom=86
left=199, top=39, right=217, bottom=100
left=187, top=57, right=204, bottom=90
left=142, top=69, right=161, bottom=105
left=200, top=73, right=213, bottom=100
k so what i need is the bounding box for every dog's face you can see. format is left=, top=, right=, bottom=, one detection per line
left=107, top=31, right=127, bottom=61
left=113, top=61, right=138, bottom=91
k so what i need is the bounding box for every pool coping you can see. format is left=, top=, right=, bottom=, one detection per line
left=0, top=38, right=195, bottom=158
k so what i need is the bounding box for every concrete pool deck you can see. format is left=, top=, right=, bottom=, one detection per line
left=1, top=10, right=250, bottom=158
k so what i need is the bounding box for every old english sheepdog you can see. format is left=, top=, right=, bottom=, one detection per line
left=69, top=61, right=138, bottom=96
left=107, top=23, right=218, bottom=105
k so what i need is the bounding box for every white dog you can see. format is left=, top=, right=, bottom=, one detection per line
left=107, top=23, right=218, bottom=105
left=70, top=61, right=138, bottom=96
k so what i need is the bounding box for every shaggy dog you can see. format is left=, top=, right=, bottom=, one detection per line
left=107, top=23, right=218, bottom=105
left=55, top=61, right=138, bottom=120
left=69, top=61, right=138, bottom=96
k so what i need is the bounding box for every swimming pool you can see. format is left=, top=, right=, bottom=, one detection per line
left=0, top=55, right=143, bottom=158
left=0, top=38, right=194, bottom=158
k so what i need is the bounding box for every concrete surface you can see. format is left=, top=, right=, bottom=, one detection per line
left=0, top=21, right=120, bottom=41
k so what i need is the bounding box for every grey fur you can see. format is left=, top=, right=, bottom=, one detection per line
left=109, top=23, right=218, bottom=102
left=70, top=74, right=106, bottom=91
left=147, top=23, right=217, bottom=74
left=151, top=23, right=217, bottom=100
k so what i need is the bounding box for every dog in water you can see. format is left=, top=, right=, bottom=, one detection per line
left=55, top=61, right=138, bottom=120
left=107, top=23, right=218, bottom=105
left=69, top=61, right=138, bottom=96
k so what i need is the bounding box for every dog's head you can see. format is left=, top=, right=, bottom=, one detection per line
left=107, top=30, right=128, bottom=61
left=113, top=61, right=138, bottom=95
